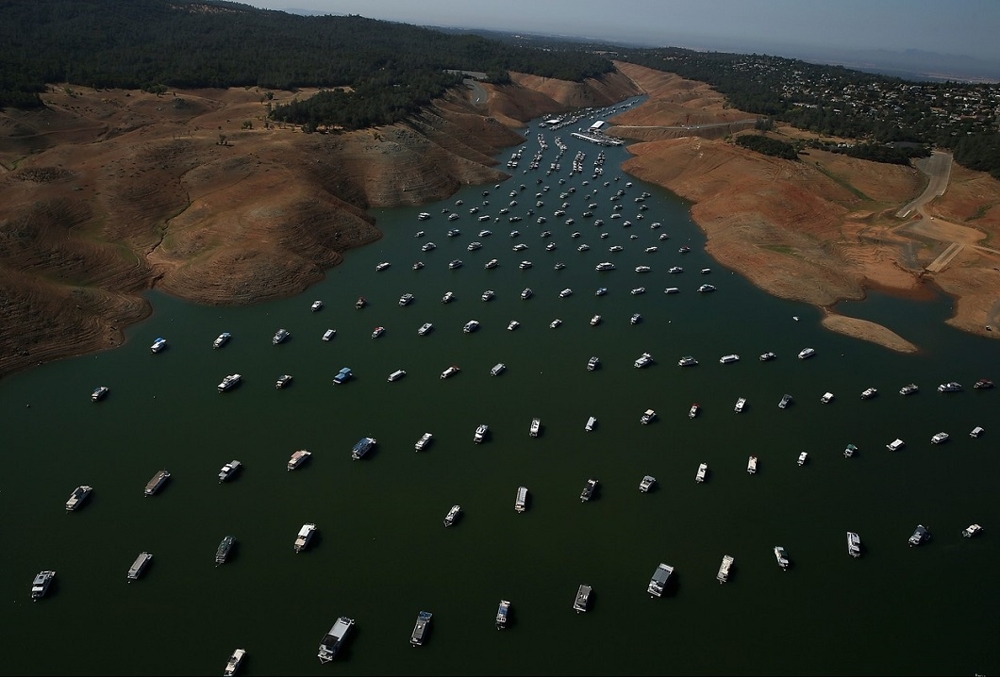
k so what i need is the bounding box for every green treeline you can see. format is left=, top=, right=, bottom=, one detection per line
left=734, top=134, right=797, bottom=159
left=0, top=0, right=612, bottom=128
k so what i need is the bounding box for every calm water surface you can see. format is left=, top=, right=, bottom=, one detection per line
left=3, top=97, right=998, bottom=675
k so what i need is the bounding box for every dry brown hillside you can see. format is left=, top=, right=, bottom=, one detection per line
left=0, top=72, right=637, bottom=377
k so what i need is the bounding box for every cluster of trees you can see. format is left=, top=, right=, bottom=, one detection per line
left=823, top=142, right=930, bottom=166
left=0, top=0, right=612, bottom=127
left=618, top=47, right=1000, bottom=176
left=735, top=134, right=797, bottom=160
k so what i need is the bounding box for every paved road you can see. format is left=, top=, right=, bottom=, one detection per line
left=613, top=118, right=758, bottom=132
left=464, top=79, right=488, bottom=106
left=896, top=151, right=952, bottom=218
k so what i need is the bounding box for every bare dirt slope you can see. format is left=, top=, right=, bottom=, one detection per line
left=0, top=72, right=635, bottom=377
left=609, top=62, right=1000, bottom=349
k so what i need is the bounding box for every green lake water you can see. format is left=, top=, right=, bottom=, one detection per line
left=2, top=97, right=998, bottom=675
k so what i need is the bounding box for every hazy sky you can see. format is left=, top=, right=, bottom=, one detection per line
left=246, top=0, right=1000, bottom=63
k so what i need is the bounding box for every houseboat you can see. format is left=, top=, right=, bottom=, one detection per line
left=695, top=463, right=708, bottom=483
left=639, top=475, right=656, bottom=492
left=441, top=365, right=460, bottom=379
left=678, top=356, right=698, bottom=367
left=515, top=486, right=528, bottom=513
left=962, top=524, right=984, bottom=538
left=573, top=585, right=592, bottom=613
left=317, top=617, right=355, bottom=663
left=580, top=478, right=598, bottom=502
left=463, top=320, right=480, bottom=333
left=778, top=394, right=793, bottom=409
left=847, top=532, right=862, bottom=558
left=311, top=300, right=323, bottom=312
left=272, top=329, right=289, bottom=345
left=218, top=373, right=241, bottom=393
left=717, top=555, right=734, bottom=583
left=640, top=409, right=656, bottom=425
left=938, top=381, right=962, bottom=393
left=797, top=452, right=808, bottom=466
left=30, top=571, right=55, bottom=600
left=223, top=649, right=245, bottom=676
left=351, top=437, right=376, bottom=460
left=908, top=524, right=930, bottom=546
left=474, top=424, right=488, bottom=443
left=387, top=369, right=406, bottom=382
left=410, top=611, right=433, bottom=646
left=414, top=432, right=433, bottom=452
left=496, top=600, right=511, bottom=629
left=213, top=332, right=231, bottom=349
left=585, top=416, right=597, bottom=432
left=218, top=460, right=241, bottom=483
left=294, top=523, right=316, bottom=553
left=734, top=397, right=747, bottom=413
left=689, top=403, right=700, bottom=418
left=287, top=450, right=311, bottom=470
left=443, top=505, right=461, bottom=527
left=65, top=485, right=92, bottom=511
left=150, top=337, right=167, bottom=353
left=332, top=367, right=352, bottom=384
left=860, top=387, right=878, bottom=400
left=899, top=383, right=919, bottom=395
left=647, top=563, right=674, bottom=598
left=529, top=418, right=541, bottom=437
left=774, top=546, right=790, bottom=570
left=798, top=347, right=816, bottom=359
left=275, top=374, right=292, bottom=389
left=747, top=456, right=758, bottom=474
left=144, top=470, right=170, bottom=496
left=215, top=535, right=235, bottom=565
left=91, top=386, right=109, bottom=402
left=931, top=432, right=949, bottom=444
left=322, top=329, right=336, bottom=341
left=886, top=438, right=905, bottom=452
left=127, top=552, right=152, bottom=581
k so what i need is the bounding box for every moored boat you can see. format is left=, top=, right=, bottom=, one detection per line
left=759, top=351, right=776, bottom=361
left=778, top=394, right=793, bottom=409
left=216, top=535, right=235, bottom=565
left=218, top=460, right=241, bottom=483
left=91, top=386, right=109, bottom=402
left=218, top=373, right=241, bottom=393
left=144, top=470, right=170, bottom=496
left=272, top=329, right=289, bottom=345
left=719, top=354, right=739, bottom=364
left=375, top=261, right=391, bottom=272
left=411, top=611, right=433, bottom=646
left=507, top=320, right=519, bottom=331
left=496, top=600, right=511, bottom=629
left=351, top=437, right=376, bottom=460
left=474, top=424, right=488, bottom=443
left=899, top=383, right=919, bottom=395
left=587, top=356, right=600, bottom=371
left=580, top=478, right=598, bottom=502
left=640, top=408, right=656, bottom=425
left=355, top=296, right=367, bottom=309
left=317, top=617, right=354, bottom=663
left=938, top=381, right=962, bottom=393
left=294, top=523, right=316, bottom=553
left=647, top=563, right=673, bottom=598
left=847, top=532, right=862, bottom=558
left=387, top=369, right=406, bottom=382
left=735, top=397, right=747, bottom=413
left=860, top=387, right=878, bottom=400
left=31, top=570, right=56, bottom=600
left=717, top=555, right=734, bottom=583
left=443, top=505, right=461, bottom=527
left=371, top=326, right=385, bottom=339
left=695, top=463, right=708, bottom=483
left=844, top=443, right=858, bottom=458
left=634, top=352, right=653, bottom=368
left=931, top=431, right=949, bottom=444
left=287, top=450, right=311, bottom=471
left=333, top=367, right=352, bottom=384
left=678, top=356, right=698, bottom=367
left=798, top=347, right=815, bottom=359
left=886, top=438, right=905, bottom=452
left=150, top=337, right=167, bottom=353
left=962, top=524, right=983, bottom=538
left=974, top=378, right=994, bottom=389
left=441, top=365, right=460, bottom=379
left=908, top=524, right=930, bottom=546
left=529, top=417, right=541, bottom=437
left=689, top=403, right=700, bottom=419
left=127, top=552, right=152, bottom=581
left=223, top=648, right=245, bottom=676
left=322, top=329, right=336, bottom=341
left=573, top=584, right=592, bottom=613
left=639, top=475, right=656, bottom=492
left=311, top=300, right=323, bottom=312
left=275, top=374, right=292, bottom=389
left=820, top=392, right=834, bottom=404
left=66, top=485, right=92, bottom=511
left=747, top=455, right=758, bottom=474
left=213, top=332, right=231, bottom=349
left=463, top=319, right=480, bottom=333
left=797, top=452, right=808, bottom=466
left=585, top=416, right=597, bottom=432
left=774, top=546, right=790, bottom=570
left=971, top=426, right=985, bottom=438
left=515, top=486, right=528, bottom=513
left=415, top=432, right=433, bottom=452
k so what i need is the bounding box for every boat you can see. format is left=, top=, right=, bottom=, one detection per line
left=272, top=329, right=289, bottom=345
left=587, top=356, right=600, bottom=371
left=678, top=356, right=698, bottom=367
left=735, top=397, right=747, bottom=413
left=774, top=546, right=790, bottom=570
left=595, top=262, right=615, bottom=271
left=467, top=241, right=482, bottom=251
left=311, top=300, right=323, bottom=312
left=639, top=475, right=656, bottom=492
left=580, top=479, right=598, bottom=502
left=463, top=320, right=480, bottom=333
left=719, top=354, right=740, bottom=364
left=520, top=287, right=533, bottom=299
left=150, top=337, right=167, bottom=353
left=351, top=437, right=376, bottom=460
left=634, top=265, right=651, bottom=274
left=399, top=293, right=414, bottom=306
left=886, top=438, right=905, bottom=452
left=144, top=470, right=170, bottom=496
left=215, top=535, right=235, bottom=565
left=908, top=524, right=930, bottom=546
left=974, top=378, right=994, bottom=389
left=513, top=243, right=528, bottom=252
left=322, top=329, right=336, bottom=341
left=491, top=363, right=506, bottom=377
left=375, top=262, right=391, bottom=272
left=630, top=287, right=645, bottom=296
left=664, top=287, right=680, bottom=294
left=448, top=213, right=459, bottom=222
left=630, top=313, right=642, bottom=325
left=218, top=460, right=241, bottom=483
left=962, top=524, right=984, bottom=538
left=759, top=352, right=776, bottom=361
left=418, top=212, right=431, bottom=220
left=317, top=617, right=354, bottom=663
left=701, top=268, right=712, bottom=274
left=515, top=486, right=529, bottom=513
left=448, top=259, right=463, bottom=269
left=333, top=367, right=352, bottom=385
left=559, top=288, right=573, bottom=298
left=931, top=432, right=949, bottom=444
left=595, top=287, right=607, bottom=296
left=545, top=242, right=557, bottom=251
left=65, top=485, right=92, bottom=511
left=860, top=387, right=878, bottom=400
left=474, top=424, right=488, bottom=443
left=420, top=242, right=436, bottom=254
left=213, top=332, right=231, bottom=349
left=645, top=246, right=658, bottom=253
left=415, top=432, right=433, bottom=452
left=442, top=291, right=455, bottom=303
left=507, top=320, right=520, bottom=331
left=481, top=289, right=495, bottom=302
left=573, top=584, right=592, bottom=613
left=847, top=532, right=862, bottom=558
left=798, top=347, right=816, bottom=359
left=127, top=552, right=152, bottom=581
left=218, top=373, right=241, bottom=393
left=91, top=385, right=109, bottom=402
left=778, top=394, right=793, bottom=409
left=411, top=611, right=433, bottom=646
left=585, top=416, right=597, bottom=432
left=679, top=245, right=691, bottom=253
left=971, top=426, right=985, bottom=438
left=443, top=505, right=461, bottom=527
left=371, top=326, right=385, bottom=339
left=496, top=600, right=511, bottom=629
left=529, top=417, right=541, bottom=437
left=31, top=571, right=55, bottom=600
left=689, top=403, right=700, bottom=419
left=553, top=262, right=566, bottom=270
left=747, top=455, right=758, bottom=474
left=640, top=409, right=656, bottom=425
left=697, top=284, right=716, bottom=293
left=276, top=374, right=292, bottom=389
left=717, top=555, right=734, bottom=583
left=578, top=244, right=591, bottom=252
left=844, top=443, right=858, bottom=458
left=695, top=463, right=708, bottom=483
left=485, top=258, right=498, bottom=269
left=549, top=319, right=562, bottom=329
left=634, top=352, right=653, bottom=369
left=387, top=369, right=406, bottom=382
left=590, top=314, right=601, bottom=326
left=899, top=383, right=919, bottom=395
left=441, top=365, right=460, bottom=379
left=223, top=648, right=245, bottom=676
left=417, top=322, right=433, bottom=336
left=287, top=450, right=311, bottom=471
left=938, top=381, right=963, bottom=393
left=608, top=245, right=624, bottom=252
left=647, top=563, right=674, bottom=598
left=355, top=296, right=367, bottom=309
left=797, top=452, right=808, bottom=466
left=820, top=392, right=834, bottom=404
left=294, top=523, right=316, bottom=552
